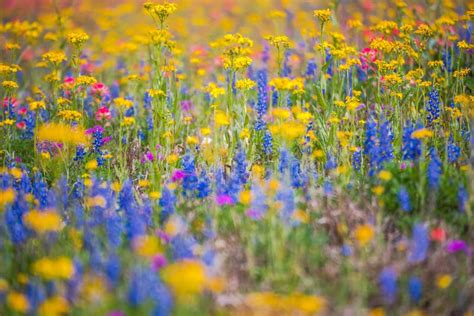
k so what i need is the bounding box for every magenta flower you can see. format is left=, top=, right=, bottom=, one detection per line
left=171, top=169, right=186, bottom=182
left=246, top=208, right=264, bottom=220
left=446, top=240, right=470, bottom=255
left=216, top=194, right=234, bottom=206
left=151, top=254, right=167, bottom=271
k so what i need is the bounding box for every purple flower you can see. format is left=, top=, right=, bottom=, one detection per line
left=86, top=125, right=104, bottom=135
left=216, top=194, right=234, bottom=206
left=446, top=240, right=470, bottom=254
left=171, top=170, right=186, bottom=182
left=181, top=100, right=193, bottom=112
left=246, top=208, right=264, bottom=220
left=151, top=254, right=167, bottom=271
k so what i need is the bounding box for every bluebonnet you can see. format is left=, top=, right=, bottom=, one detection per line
left=105, top=252, right=121, bottom=286
left=196, top=170, right=211, bottom=198
left=290, top=156, right=306, bottom=188
left=119, top=180, right=145, bottom=239
left=33, top=172, right=49, bottom=209
left=378, top=119, right=394, bottom=164
left=398, top=186, right=411, bottom=212
left=171, top=234, right=197, bottom=260
left=282, top=50, right=292, bottom=77
left=427, top=147, right=442, bottom=190
left=159, top=186, right=176, bottom=224
left=442, top=49, right=453, bottom=73
left=254, top=69, right=268, bottom=131
left=73, top=146, right=86, bottom=161
left=458, top=185, right=468, bottom=213
left=278, top=148, right=290, bottom=174
left=106, top=213, right=123, bottom=249
left=263, top=130, right=273, bottom=155
left=233, top=147, right=249, bottom=186
left=426, top=89, right=440, bottom=126
left=181, top=152, right=199, bottom=197
left=402, top=122, right=422, bottom=161
left=277, top=181, right=295, bottom=222
left=352, top=149, right=362, bottom=171
left=5, top=197, right=28, bottom=244
left=364, top=118, right=379, bottom=176
left=408, top=276, right=422, bottom=304
left=305, top=60, right=317, bottom=78
left=408, top=223, right=429, bottom=263
left=379, top=267, right=397, bottom=304
left=447, top=135, right=460, bottom=163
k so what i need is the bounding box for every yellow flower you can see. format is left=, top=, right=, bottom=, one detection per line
left=121, top=117, right=135, bottom=127
left=313, top=9, right=331, bottom=23
left=240, top=128, right=250, bottom=139
left=2, top=80, right=19, bottom=89
left=42, top=51, right=67, bottom=66
left=33, top=257, right=74, bottom=280
left=85, top=160, right=98, bottom=170
left=75, top=75, right=97, bottom=86
left=265, top=35, right=291, bottom=49
left=239, top=190, right=252, bottom=205
left=57, top=110, right=82, bottom=121
left=372, top=185, right=385, bottom=196
left=235, top=78, right=256, bottom=90
left=161, top=260, right=206, bottom=301
left=354, top=224, right=375, bottom=246
left=24, top=209, right=62, bottom=234
left=66, top=31, right=89, bottom=46
left=411, top=128, right=433, bottom=139
left=0, top=188, right=15, bottom=209
left=206, top=83, right=225, bottom=98
left=186, top=136, right=199, bottom=145
left=37, top=123, right=88, bottom=145
left=134, top=235, right=162, bottom=257
left=38, top=295, right=69, bottom=316
left=114, top=97, right=134, bottom=109
left=378, top=170, right=392, bottom=181
left=30, top=101, right=46, bottom=111
left=436, top=274, right=452, bottom=289
left=369, top=307, right=386, bottom=316
left=214, top=110, right=230, bottom=126
left=7, top=292, right=29, bottom=313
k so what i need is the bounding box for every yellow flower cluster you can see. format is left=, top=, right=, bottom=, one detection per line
left=0, top=188, right=15, bottom=209
left=235, top=78, right=256, bottom=90
left=37, top=123, right=88, bottom=145
left=114, top=97, right=134, bottom=109
left=161, top=260, right=207, bottom=301
left=213, top=33, right=253, bottom=71
left=265, top=35, right=291, bottom=50
left=32, top=256, right=74, bottom=280
left=57, top=110, right=82, bottom=121
left=144, top=1, right=178, bottom=25
left=66, top=31, right=89, bottom=46
left=269, top=77, right=304, bottom=93
left=75, top=75, right=97, bottom=86
left=42, top=51, right=67, bottom=66
left=313, top=9, right=331, bottom=23
left=24, top=209, right=63, bottom=234
left=246, top=292, right=326, bottom=314
left=2, top=80, right=18, bottom=89
left=30, top=100, right=46, bottom=111
left=206, top=83, right=225, bottom=98
left=133, top=235, right=162, bottom=257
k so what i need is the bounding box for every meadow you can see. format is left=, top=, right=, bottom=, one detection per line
left=0, top=0, right=473, bottom=315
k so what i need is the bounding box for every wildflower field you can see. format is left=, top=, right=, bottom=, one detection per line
left=0, top=0, right=474, bottom=314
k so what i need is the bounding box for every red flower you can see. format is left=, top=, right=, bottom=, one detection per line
left=431, top=227, right=446, bottom=242
left=16, top=121, right=26, bottom=129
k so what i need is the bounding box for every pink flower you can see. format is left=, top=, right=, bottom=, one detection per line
left=96, top=106, right=111, bottom=121
left=171, top=170, right=186, bottom=182
left=216, top=194, right=234, bottom=206
left=151, top=254, right=167, bottom=271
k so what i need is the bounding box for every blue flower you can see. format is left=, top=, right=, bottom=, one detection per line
left=426, top=89, right=440, bottom=125
left=427, top=147, right=442, bottom=190
left=408, top=223, right=429, bottom=263
left=408, top=276, right=422, bottom=304
left=398, top=186, right=411, bottom=212
left=379, top=267, right=397, bottom=304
